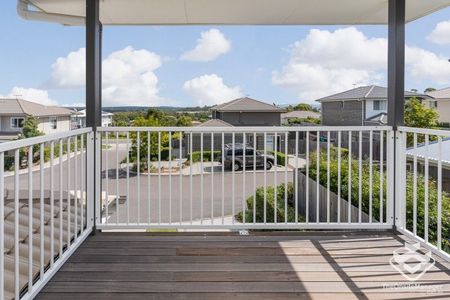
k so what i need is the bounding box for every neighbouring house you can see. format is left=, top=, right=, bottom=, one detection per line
left=406, top=138, right=450, bottom=192
left=426, top=88, right=450, bottom=126
left=316, top=85, right=430, bottom=126
left=72, top=108, right=113, bottom=128
left=0, top=98, right=73, bottom=142
left=211, top=97, right=285, bottom=126
left=281, top=110, right=321, bottom=125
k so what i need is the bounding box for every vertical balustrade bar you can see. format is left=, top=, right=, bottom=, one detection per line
left=369, top=131, right=373, bottom=222
left=358, top=131, right=362, bottom=223
left=158, top=132, right=161, bottom=224
left=105, top=133, right=108, bottom=224
left=222, top=132, right=225, bottom=224
left=190, top=132, right=193, bottom=224
left=81, top=135, right=85, bottom=231
left=0, top=152, right=3, bottom=300
left=380, top=131, right=384, bottom=223
left=348, top=131, right=352, bottom=223
left=137, top=132, right=141, bottom=224
left=413, top=133, right=417, bottom=234
left=148, top=131, right=151, bottom=224
left=66, top=138, right=71, bottom=246
left=263, top=132, right=267, bottom=224
left=253, top=132, right=256, bottom=224
left=306, top=131, right=309, bottom=223
left=14, top=149, right=19, bottom=299
left=231, top=132, right=235, bottom=224
left=59, top=140, right=63, bottom=254
left=168, top=132, right=172, bottom=224
left=115, top=132, right=119, bottom=225
left=39, top=143, right=45, bottom=277
left=242, top=133, right=246, bottom=224
left=211, top=132, right=214, bottom=224
left=284, top=132, right=288, bottom=224
left=201, top=132, right=204, bottom=224
left=295, top=131, right=299, bottom=224
left=337, top=131, right=341, bottom=223
left=437, top=137, right=442, bottom=250
left=326, top=131, right=330, bottom=223
left=316, top=131, right=320, bottom=223
left=180, top=132, right=183, bottom=225
left=126, top=132, right=130, bottom=224
left=50, top=141, right=55, bottom=265
left=274, top=132, right=277, bottom=223
left=27, top=146, right=33, bottom=290
left=424, top=134, right=429, bottom=243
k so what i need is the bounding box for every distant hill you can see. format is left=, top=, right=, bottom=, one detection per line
left=66, top=106, right=212, bottom=113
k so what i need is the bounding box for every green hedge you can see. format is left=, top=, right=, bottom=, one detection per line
left=236, top=182, right=304, bottom=223
left=4, top=155, right=14, bottom=171
left=268, top=151, right=286, bottom=166
left=187, top=151, right=221, bottom=163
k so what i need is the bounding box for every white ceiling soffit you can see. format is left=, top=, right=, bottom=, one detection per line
left=28, top=0, right=450, bottom=25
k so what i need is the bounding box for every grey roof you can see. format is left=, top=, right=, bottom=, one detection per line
left=196, top=119, right=234, bottom=127
left=428, top=87, right=450, bottom=99
left=315, top=85, right=430, bottom=102
left=281, top=111, right=320, bottom=119
left=212, top=97, right=285, bottom=112
left=365, top=112, right=388, bottom=125
left=406, top=138, right=450, bottom=165
left=0, top=98, right=73, bottom=117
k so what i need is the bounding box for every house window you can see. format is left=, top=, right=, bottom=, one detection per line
left=429, top=101, right=438, bottom=109
left=11, top=117, right=24, bottom=128
left=50, top=117, right=57, bottom=129
left=373, top=100, right=387, bottom=111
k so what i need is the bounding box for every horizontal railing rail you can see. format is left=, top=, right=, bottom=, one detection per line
left=97, top=126, right=394, bottom=230
left=0, top=128, right=94, bottom=300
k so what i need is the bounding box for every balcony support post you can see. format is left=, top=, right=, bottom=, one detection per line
left=86, top=0, right=102, bottom=232
left=387, top=0, right=405, bottom=231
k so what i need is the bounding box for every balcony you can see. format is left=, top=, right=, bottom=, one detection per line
left=1, top=125, right=450, bottom=299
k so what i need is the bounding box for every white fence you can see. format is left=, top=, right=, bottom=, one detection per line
left=97, top=126, right=394, bottom=230
left=0, top=128, right=93, bottom=300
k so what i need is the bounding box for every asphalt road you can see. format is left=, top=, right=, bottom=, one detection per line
left=4, top=141, right=294, bottom=224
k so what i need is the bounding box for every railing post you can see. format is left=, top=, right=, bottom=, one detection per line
left=86, top=131, right=95, bottom=230
left=387, top=130, right=395, bottom=227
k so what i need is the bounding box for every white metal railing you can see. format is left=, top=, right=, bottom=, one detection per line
left=396, top=126, right=450, bottom=261
left=97, top=126, right=394, bottom=230
left=0, top=128, right=93, bottom=300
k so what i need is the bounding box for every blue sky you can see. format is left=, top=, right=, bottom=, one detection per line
left=0, top=1, right=449, bottom=107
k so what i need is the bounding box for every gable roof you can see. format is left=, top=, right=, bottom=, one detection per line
left=315, top=85, right=430, bottom=103
left=196, top=119, right=233, bottom=127
left=212, top=97, right=285, bottom=113
left=428, top=87, right=450, bottom=99
left=0, top=98, right=74, bottom=117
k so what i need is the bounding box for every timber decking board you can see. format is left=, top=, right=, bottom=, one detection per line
left=36, top=232, right=450, bottom=300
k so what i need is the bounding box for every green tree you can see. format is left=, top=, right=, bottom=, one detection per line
left=21, top=117, right=43, bottom=138
left=424, top=87, right=436, bottom=93
left=404, top=97, right=439, bottom=145
left=293, top=103, right=313, bottom=111
left=176, top=115, right=192, bottom=127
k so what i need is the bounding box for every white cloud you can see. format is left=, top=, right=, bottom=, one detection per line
left=183, top=74, right=243, bottom=106
left=50, top=46, right=166, bottom=106
left=273, top=27, right=450, bottom=102
left=180, top=29, right=231, bottom=62
left=427, top=20, right=450, bottom=45
left=1, top=87, right=57, bottom=106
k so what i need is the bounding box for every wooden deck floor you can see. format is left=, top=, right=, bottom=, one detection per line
left=37, top=231, right=450, bottom=300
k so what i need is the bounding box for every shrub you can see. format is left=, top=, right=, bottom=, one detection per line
left=4, top=155, right=14, bottom=171
left=268, top=151, right=286, bottom=166
left=187, top=151, right=221, bottom=163
left=236, top=182, right=303, bottom=223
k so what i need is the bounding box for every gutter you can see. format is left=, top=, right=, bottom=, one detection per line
left=17, top=0, right=85, bottom=26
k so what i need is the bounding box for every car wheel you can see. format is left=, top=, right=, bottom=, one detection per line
left=265, top=160, right=273, bottom=170
left=233, top=161, right=241, bottom=171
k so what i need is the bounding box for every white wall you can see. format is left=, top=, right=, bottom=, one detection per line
left=38, top=116, right=71, bottom=134
left=365, top=99, right=387, bottom=119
